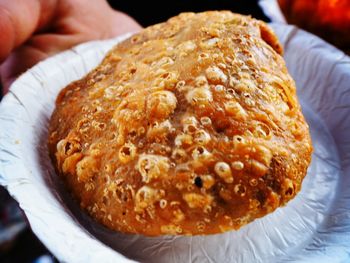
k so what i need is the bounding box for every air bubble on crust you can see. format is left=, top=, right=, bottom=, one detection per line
left=149, top=143, right=171, bottom=155
left=92, top=120, right=106, bottom=130
left=226, top=88, right=236, bottom=97
left=251, top=159, right=269, bottom=177
left=289, top=121, right=304, bottom=138
left=193, top=129, right=211, bottom=145
left=182, top=116, right=198, bottom=126
left=104, top=164, right=112, bottom=173
left=175, top=163, right=191, bottom=174
left=62, top=153, right=83, bottom=175
left=187, top=185, right=195, bottom=191
left=137, top=154, right=170, bottom=183
left=196, top=221, right=206, bottom=232
left=175, top=80, right=186, bottom=91
left=171, top=148, right=187, bottom=162
left=224, top=101, right=247, bottom=120
left=192, top=146, right=212, bottom=160
left=89, top=148, right=102, bottom=158
left=77, top=118, right=90, bottom=132
left=184, top=123, right=198, bottom=134
left=134, top=186, right=164, bottom=213
left=201, top=174, right=215, bottom=189
left=233, top=135, right=245, bottom=147
left=203, top=37, right=219, bottom=48
left=186, top=87, right=213, bottom=105
left=200, top=116, right=212, bottom=126
left=173, top=209, right=185, bottom=222
left=235, top=83, right=250, bottom=93
left=157, top=71, right=179, bottom=90
left=234, top=184, right=246, bottom=196
left=76, top=156, right=97, bottom=183
left=243, top=92, right=256, bottom=106
left=219, top=188, right=232, bottom=201
left=203, top=205, right=212, bottom=213
left=159, top=199, right=168, bottom=209
left=104, top=85, right=122, bottom=99
left=130, top=35, right=140, bottom=43
left=156, top=56, right=174, bottom=67
left=194, top=75, right=209, bottom=87
left=254, top=122, right=271, bottom=139
left=229, top=76, right=239, bottom=88
left=177, top=40, right=197, bottom=53
left=249, top=178, right=258, bottom=186
left=231, top=161, right=244, bottom=171
left=138, top=126, right=146, bottom=135
left=105, top=214, right=112, bottom=222
left=282, top=178, right=295, bottom=198
left=153, top=68, right=167, bottom=77
left=109, top=53, right=122, bottom=62
left=198, top=53, right=210, bottom=63
left=84, top=182, right=95, bottom=192
left=183, top=193, right=213, bottom=209
left=49, top=131, right=57, bottom=143
left=147, top=120, right=173, bottom=140
left=175, top=133, right=193, bottom=147
left=214, top=84, right=225, bottom=92
left=205, top=66, right=227, bottom=84
left=214, top=162, right=233, bottom=183
left=269, top=191, right=281, bottom=212
left=255, top=145, right=272, bottom=166
left=57, top=138, right=81, bottom=157
left=118, top=142, right=137, bottom=164
left=217, top=62, right=227, bottom=70
left=147, top=90, right=177, bottom=120
left=161, top=224, right=183, bottom=235
left=249, top=198, right=260, bottom=210
left=201, top=25, right=220, bottom=38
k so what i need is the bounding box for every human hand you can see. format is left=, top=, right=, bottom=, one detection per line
left=0, top=0, right=142, bottom=94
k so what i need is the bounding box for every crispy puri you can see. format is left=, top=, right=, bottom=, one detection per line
left=48, top=11, right=312, bottom=236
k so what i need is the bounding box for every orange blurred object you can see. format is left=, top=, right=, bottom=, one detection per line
left=278, top=0, right=350, bottom=52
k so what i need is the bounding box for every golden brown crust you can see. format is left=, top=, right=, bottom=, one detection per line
left=48, top=11, right=312, bottom=236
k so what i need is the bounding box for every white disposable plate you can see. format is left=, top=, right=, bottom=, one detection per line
left=0, top=24, right=349, bottom=263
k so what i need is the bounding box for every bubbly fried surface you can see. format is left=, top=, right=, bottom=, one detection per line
left=48, top=11, right=312, bottom=236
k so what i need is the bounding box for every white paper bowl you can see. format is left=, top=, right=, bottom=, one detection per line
left=1, top=24, right=350, bottom=263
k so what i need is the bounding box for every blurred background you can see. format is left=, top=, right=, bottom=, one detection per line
left=1, top=0, right=349, bottom=262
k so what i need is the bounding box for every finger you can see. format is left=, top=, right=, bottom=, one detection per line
left=50, top=1, right=142, bottom=39
left=110, top=11, right=142, bottom=37
left=0, top=32, right=95, bottom=94
left=0, top=45, right=48, bottom=94
left=27, top=33, right=90, bottom=55
left=0, top=0, right=57, bottom=62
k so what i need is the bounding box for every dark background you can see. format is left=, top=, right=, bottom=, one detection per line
left=0, top=1, right=265, bottom=262
left=109, top=0, right=269, bottom=27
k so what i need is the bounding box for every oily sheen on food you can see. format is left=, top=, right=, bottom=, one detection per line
left=48, top=11, right=312, bottom=236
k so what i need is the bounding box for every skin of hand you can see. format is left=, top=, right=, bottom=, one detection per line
left=0, top=0, right=142, bottom=94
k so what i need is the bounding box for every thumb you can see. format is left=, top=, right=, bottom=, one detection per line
left=0, top=0, right=57, bottom=62
left=0, top=45, right=47, bottom=94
